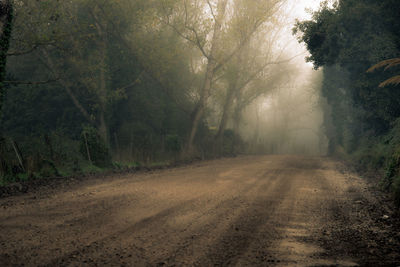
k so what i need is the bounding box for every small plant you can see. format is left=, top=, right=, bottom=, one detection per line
left=80, top=126, right=111, bottom=167
left=81, top=164, right=104, bottom=175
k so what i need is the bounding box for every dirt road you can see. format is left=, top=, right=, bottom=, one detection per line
left=1, top=155, right=399, bottom=266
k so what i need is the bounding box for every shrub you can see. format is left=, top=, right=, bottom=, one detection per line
left=80, top=126, right=111, bottom=167
left=165, top=134, right=181, bottom=152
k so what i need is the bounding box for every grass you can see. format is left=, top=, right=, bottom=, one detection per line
left=81, top=164, right=107, bottom=175
left=342, top=125, right=400, bottom=207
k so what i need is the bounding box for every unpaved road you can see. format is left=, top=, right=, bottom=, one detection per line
left=1, top=155, right=400, bottom=266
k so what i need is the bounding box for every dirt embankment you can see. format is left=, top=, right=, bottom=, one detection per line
left=1, top=155, right=399, bottom=266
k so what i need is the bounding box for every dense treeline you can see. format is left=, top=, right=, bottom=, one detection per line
left=294, top=0, right=400, bottom=204
left=0, top=0, right=296, bottom=182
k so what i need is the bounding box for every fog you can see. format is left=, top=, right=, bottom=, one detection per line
left=239, top=67, right=327, bottom=155
left=1, top=0, right=329, bottom=181
left=208, top=0, right=328, bottom=155
left=3, top=0, right=400, bottom=263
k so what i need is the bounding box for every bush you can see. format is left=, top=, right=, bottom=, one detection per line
left=341, top=118, right=400, bottom=207
left=222, top=129, right=236, bottom=156
left=38, top=159, right=60, bottom=178
left=165, top=134, right=181, bottom=152
left=80, top=126, right=111, bottom=167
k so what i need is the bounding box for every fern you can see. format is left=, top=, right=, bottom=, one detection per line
left=367, top=57, right=400, bottom=87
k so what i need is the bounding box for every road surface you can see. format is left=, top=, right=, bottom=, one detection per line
left=1, top=155, right=399, bottom=266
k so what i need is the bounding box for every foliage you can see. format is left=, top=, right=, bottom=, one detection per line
left=1, top=0, right=295, bottom=184
left=80, top=126, right=111, bottom=167
left=367, top=57, right=400, bottom=87
left=165, top=134, right=181, bottom=153
left=222, top=129, right=243, bottom=156
left=295, top=0, right=400, bottom=144
left=0, top=0, right=13, bottom=116
left=294, top=0, right=400, bottom=205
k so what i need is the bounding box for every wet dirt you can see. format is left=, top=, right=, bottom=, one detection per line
left=1, top=155, right=399, bottom=266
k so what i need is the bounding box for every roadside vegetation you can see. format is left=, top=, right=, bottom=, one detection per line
left=294, top=0, right=400, bottom=206
left=0, top=0, right=306, bottom=185
left=4, top=0, right=398, bottom=208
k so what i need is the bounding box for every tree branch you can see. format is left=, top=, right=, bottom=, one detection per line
left=206, top=0, right=217, bottom=22
left=162, top=18, right=210, bottom=60
left=238, top=53, right=303, bottom=92
left=214, top=1, right=284, bottom=72
left=4, top=77, right=59, bottom=85
left=6, top=41, right=56, bottom=56
left=41, top=48, right=95, bottom=124
left=114, top=71, right=144, bottom=91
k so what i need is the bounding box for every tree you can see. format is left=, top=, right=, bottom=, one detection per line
left=159, top=0, right=287, bottom=154
left=0, top=0, right=12, bottom=116
left=294, top=0, right=400, bottom=152
left=6, top=0, right=148, bottom=145
left=2, top=0, right=199, bottom=166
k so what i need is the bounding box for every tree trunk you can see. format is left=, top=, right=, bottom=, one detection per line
left=97, top=43, right=108, bottom=145
left=232, top=88, right=244, bottom=135
left=216, top=90, right=234, bottom=138
left=213, top=86, right=235, bottom=156
left=215, top=80, right=237, bottom=141
left=216, top=41, right=247, bottom=144
left=0, top=0, right=13, bottom=116
left=94, top=10, right=109, bottom=146
left=252, top=105, right=260, bottom=152
left=42, top=49, right=95, bottom=125
left=98, top=111, right=108, bottom=146
left=185, top=0, right=228, bottom=155
left=232, top=106, right=242, bottom=135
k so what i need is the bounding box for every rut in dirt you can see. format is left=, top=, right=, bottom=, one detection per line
left=1, top=155, right=399, bottom=266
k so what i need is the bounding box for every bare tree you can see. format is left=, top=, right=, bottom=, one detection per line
left=160, top=0, right=287, bottom=155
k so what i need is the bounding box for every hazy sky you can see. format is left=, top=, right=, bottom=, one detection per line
left=282, top=0, right=325, bottom=67
left=293, top=0, right=323, bottom=21
left=246, top=0, right=326, bottom=154
left=268, top=0, right=318, bottom=71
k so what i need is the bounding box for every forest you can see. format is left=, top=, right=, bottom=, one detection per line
left=0, top=0, right=323, bottom=181
left=2, top=0, right=400, bottom=265
left=0, top=0, right=399, bottom=204
left=294, top=0, right=400, bottom=205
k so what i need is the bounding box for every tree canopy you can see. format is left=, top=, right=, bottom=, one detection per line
left=1, top=0, right=298, bottom=181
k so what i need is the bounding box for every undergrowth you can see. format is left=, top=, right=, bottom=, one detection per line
left=344, top=119, right=400, bottom=207
left=1, top=125, right=246, bottom=188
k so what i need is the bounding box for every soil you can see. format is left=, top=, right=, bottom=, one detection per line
left=1, top=155, right=399, bottom=266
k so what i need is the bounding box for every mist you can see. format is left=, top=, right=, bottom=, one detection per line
left=239, top=67, right=326, bottom=155
left=206, top=0, right=328, bottom=156
left=0, top=0, right=330, bottom=179
left=2, top=1, right=400, bottom=264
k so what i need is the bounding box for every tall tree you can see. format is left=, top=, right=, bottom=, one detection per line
left=160, top=0, right=286, bottom=154
left=294, top=0, right=400, bottom=152
left=0, top=0, right=12, bottom=116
